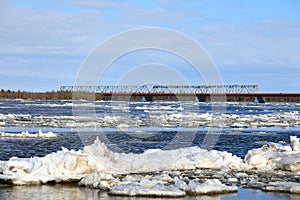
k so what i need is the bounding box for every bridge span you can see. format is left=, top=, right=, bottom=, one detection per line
left=59, top=85, right=300, bottom=103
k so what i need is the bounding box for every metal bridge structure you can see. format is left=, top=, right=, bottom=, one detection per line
left=60, top=85, right=259, bottom=94
left=59, top=85, right=300, bottom=102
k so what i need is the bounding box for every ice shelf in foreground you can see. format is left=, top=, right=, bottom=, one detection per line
left=1, top=136, right=300, bottom=195
left=0, top=137, right=245, bottom=184
left=83, top=137, right=246, bottom=173
left=0, top=148, right=96, bottom=185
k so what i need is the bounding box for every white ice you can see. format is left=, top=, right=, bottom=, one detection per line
left=1, top=135, right=300, bottom=196
left=109, top=178, right=186, bottom=197
left=0, top=147, right=95, bottom=185
left=0, top=136, right=245, bottom=185
left=1, top=106, right=300, bottom=129
left=185, top=179, right=237, bottom=195
left=245, top=136, right=300, bottom=171
left=263, top=181, right=300, bottom=193
left=0, top=129, right=57, bottom=138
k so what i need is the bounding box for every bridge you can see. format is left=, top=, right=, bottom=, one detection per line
left=59, top=85, right=300, bottom=103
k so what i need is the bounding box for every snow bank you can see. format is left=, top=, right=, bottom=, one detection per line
left=0, top=129, right=58, bottom=138
left=245, top=136, right=300, bottom=171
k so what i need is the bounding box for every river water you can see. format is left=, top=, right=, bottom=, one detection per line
left=0, top=100, right=300, bottom=199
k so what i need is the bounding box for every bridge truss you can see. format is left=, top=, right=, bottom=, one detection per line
left=59, top=85, right=259, bottom=94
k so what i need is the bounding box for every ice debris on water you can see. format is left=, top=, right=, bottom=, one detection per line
left=0, top=129, right=57, bottom=138
left=1, top=136, right=300, bottom=196
left=1, top=108, right=300, bottom=129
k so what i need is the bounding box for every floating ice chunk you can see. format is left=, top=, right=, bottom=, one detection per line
left=263, top=181, right=300, bottom=194
left=186, top=179, right=237, bottom=195
left=0, top=148, right=96, bottom=185
left=109, top=179, right=186, bottom=197
left=228, top=177, right=238, bottom=183
left=245, top=136, right=300, bottom=172
left=78, top=171, right=119, bottom=190
left=291, top=136, right=300, bottom=151
left=235, top=172, right=248, bottom=178
left=83, top=138, right=246, bottom=173
left=0, top=130, right=57, bottom=138
left=116, top=124, right=130, bottom=130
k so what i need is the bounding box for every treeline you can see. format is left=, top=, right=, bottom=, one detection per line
left=0, top=89, right=106, bottom=100
left=0, top=89, right=300, bottom=102
left=0, top=89, right=73, bottom=100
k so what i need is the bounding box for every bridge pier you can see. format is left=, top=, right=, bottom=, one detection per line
left=254, top=96, right=265, bottom=103
left=142, top=96, right=153, bottom=102
left=197, top=97, right=207, bottom=102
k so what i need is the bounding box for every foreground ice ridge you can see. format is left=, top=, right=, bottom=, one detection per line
left=245, top=136, right=300, bottom=172
left=1, top=136, right=300, bottom=196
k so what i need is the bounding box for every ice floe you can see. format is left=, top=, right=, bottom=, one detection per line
left=291, top=136, right=300, bottom=151
left=262, top=181, right=300, bottom=193
left=0, top=137, right=244, bottom=185
left=1, top=136, right=300, bottom=196
left=83, top=138, right=246, bottom=172
left=185, top=179, right=237, bottom=195
left=245, top=136, right=300, bottom=171
left=109, top=178, right=186, bottom=197
left=0, top=147, right=96, bottom=185
left=0, top=129, right=58, bottom=138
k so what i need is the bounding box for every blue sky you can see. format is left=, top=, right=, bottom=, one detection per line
left=0, top=0, right=299, bottom=92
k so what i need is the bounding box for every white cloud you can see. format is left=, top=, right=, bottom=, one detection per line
left=0, top=0, right=299, bottom=91
left=192, top=21, right=300, bottom=70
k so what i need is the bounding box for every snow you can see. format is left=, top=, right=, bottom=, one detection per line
left=0, top=129, right=58, bottom=138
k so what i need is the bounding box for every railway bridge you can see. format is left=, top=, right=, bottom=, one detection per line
left=59, top=85, right=300, bottom=103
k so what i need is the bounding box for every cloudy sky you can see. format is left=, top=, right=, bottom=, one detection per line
left=0, top=0, right=299, bottom=92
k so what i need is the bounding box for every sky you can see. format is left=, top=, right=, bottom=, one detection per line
left=0, top=0, right=300, bottom=92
